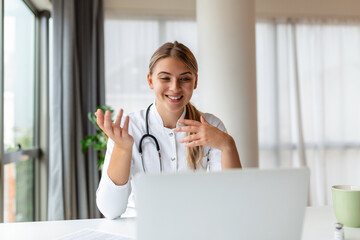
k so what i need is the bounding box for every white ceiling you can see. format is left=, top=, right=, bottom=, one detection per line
left=30, top=0, right=52, bottom=12
left=104, top=0, right=360, bottom=19
left=28, top=0, right=360, bottom=19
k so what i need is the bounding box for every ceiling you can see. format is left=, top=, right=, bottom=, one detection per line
left=30, top=0, right=52, bottom=12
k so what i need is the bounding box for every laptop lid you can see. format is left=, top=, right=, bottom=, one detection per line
left=135, top=168, right=309, bottom=240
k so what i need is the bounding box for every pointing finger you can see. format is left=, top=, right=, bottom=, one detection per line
left=177, top=118, right=201, bottom=126
left=174, top=126, right=199, bottom=133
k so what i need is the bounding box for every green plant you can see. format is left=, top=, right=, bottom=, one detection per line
left=81, top=105, right=114, bottom=169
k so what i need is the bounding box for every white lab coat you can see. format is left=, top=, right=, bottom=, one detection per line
left=96, top=103, right=227, bottom=219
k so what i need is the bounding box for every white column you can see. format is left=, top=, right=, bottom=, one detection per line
left=196, top=0, right=258, bottom=167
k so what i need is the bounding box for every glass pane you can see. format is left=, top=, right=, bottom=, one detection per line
left=3, top=0, right=35, bottom=222
left=3, top=160, right=34, bottom=222
left=4, top=0, right=35, bottom=151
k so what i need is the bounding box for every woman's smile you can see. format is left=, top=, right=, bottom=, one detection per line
left=165, top=94, right=183, bottom=102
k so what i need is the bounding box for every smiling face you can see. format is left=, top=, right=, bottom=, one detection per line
left=147, top=57, right=198, bottom=117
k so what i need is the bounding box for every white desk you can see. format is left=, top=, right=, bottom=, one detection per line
left=0, top=206, right=359, bottom=240
left=0, top=217, right=136, bottom=240
left=302, top=206, right=360, bottom=239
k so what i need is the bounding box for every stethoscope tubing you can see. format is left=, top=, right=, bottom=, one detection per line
left=138, top=104, right=162, bottom=172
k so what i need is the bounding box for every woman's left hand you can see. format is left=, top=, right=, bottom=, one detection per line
left=174, top=115, right=233, bottom=151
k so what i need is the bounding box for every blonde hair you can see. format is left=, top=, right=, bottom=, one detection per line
left=149, top=41, right=204, bottom=169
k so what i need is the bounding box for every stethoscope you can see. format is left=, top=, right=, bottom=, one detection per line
left=138, top=103, right=162, bottom=172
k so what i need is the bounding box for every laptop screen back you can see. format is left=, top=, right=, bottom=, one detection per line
left=135, top=168, right=309, bottom=240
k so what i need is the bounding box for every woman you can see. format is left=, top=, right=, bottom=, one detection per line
left=96, top=41, right=241, bottom=219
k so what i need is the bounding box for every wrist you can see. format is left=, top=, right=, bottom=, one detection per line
left=220, top=135, right=236, bottom=152
left=113, top=143, right=133, bottom=153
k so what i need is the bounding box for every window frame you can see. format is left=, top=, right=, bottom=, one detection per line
left=0, top=0, right=50, bottom=223
left=0, top=0, right=5, bottom=224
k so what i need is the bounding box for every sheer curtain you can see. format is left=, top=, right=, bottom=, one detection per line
left=104, top=16, right=360, bottom=206
left=256, top=19, right=360, bottom=206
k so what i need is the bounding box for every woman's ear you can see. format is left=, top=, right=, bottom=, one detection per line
left=194, top=75, right=198, bottom=89
left=147, top=73, right=154, bottom=89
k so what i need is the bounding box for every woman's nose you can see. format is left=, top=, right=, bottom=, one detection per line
left=169, top=80, right=180, bottom=91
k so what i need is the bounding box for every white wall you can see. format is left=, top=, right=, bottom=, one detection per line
left=104, top=0, right=360, bottom=18
left=104, top=0, right=196, bottom=17
left=256, top=0, right=360, bottom=18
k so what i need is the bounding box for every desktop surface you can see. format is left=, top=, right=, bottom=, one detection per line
left=0, top=207, right=360, bottom=240
left=0, top=217, right=135, bottom=240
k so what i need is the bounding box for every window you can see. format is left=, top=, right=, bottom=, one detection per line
left=105, top=16, right=360, bottom=206
left=2, top=0, right=36, bottom=222
left=256, top=19, right=360, bottom=205
left=1, top=0, right=48, bottom=223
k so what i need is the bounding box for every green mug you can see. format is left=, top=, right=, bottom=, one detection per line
left=332, top=185, right=360, bottom=228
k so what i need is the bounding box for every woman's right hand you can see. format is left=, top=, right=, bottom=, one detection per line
left=95, top=109, right=134, bottom=151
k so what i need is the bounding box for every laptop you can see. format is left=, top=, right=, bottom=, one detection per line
left=134, top=168, right=309, bottom=240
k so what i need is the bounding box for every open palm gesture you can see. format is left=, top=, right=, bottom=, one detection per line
left=95, top=109, right=134, bottom=151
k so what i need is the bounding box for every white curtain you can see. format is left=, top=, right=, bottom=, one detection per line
left=256, top=19, right=360, bottom=206
left=104, top=16, right=360, bottom=206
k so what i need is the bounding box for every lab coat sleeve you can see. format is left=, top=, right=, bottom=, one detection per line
left=96, top=138, right=132, bottom=219
left=205, top=113, right=228, bottom=172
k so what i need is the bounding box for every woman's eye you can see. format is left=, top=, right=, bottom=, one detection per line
left=160, top=77, right=170, bottom=80
left=180, top=78, right=190, bottom=81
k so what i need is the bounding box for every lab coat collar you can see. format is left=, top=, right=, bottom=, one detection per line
left=152, top=99, right=186, bottom=129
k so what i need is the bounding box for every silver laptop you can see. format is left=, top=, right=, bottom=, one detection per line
left=134, top=168, right=309, bottom=240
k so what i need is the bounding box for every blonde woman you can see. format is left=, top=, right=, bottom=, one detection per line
left=95, top=41, right=241, bottom=219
